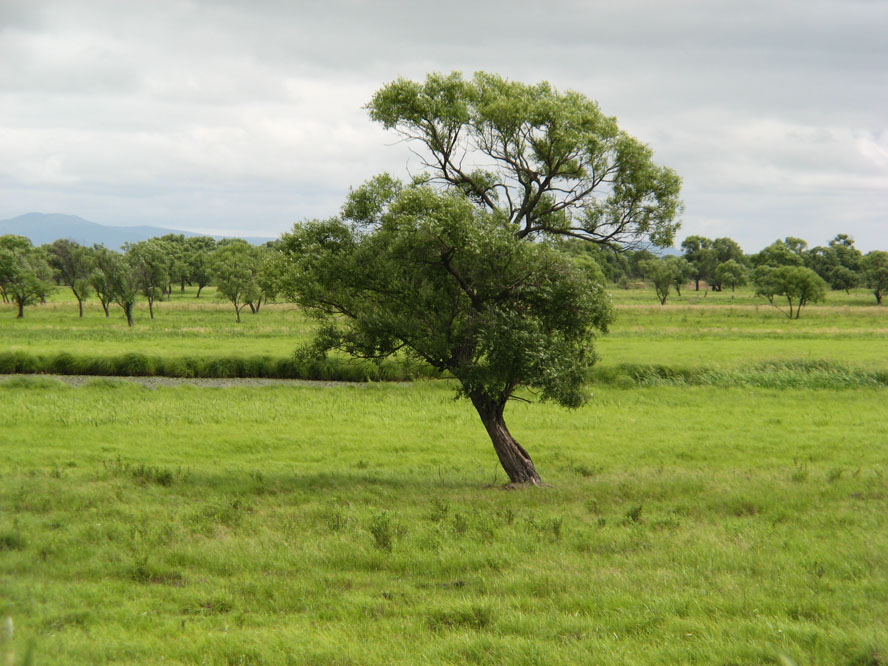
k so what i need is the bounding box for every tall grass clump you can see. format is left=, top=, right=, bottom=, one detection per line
left=591, top=360, right=888, bottom=390
left=0, top=350, right=439, bottom=382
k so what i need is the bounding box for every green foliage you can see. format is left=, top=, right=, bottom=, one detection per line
left=754, top=265, right=827, bottom=318
left=124, top=239, right=170, bottom=319
left=210, top=241, right=262, bottom=322
left=367, top=71, right=683, bottom=248
left=283, top=175, right=616, bottom=482
left=92, top=245, right=139, bottom=326
left=44, top=239, right=94, bottom=317
left=0, top=235, right=54, bottom=318
left=753, top=238, right=807, bottom=268
left=640, top=257, right=676, bottom=304
left=862, top=251, right=888, bottom=305
left=715, top=259, right=748, bottom=294
left=284, top=182, right=613, bottom=408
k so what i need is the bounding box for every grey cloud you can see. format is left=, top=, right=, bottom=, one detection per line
left=0, top=0, right=886, bottom=252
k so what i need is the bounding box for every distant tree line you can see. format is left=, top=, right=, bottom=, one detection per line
left=557, top=233, right=887, bottom=317
left=3, top=231, right=886, bottom=323
left=0, top=233, right=288, bottom=324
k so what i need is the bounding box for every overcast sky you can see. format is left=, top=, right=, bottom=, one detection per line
left=2, top=0, right=886, bottom=252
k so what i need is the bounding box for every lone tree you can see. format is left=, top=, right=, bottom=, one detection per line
left=286, top=73, right=682, bottom=485
left=641, top=257, right=677, bottom=305
left=754, top=265, right=826, bottom=319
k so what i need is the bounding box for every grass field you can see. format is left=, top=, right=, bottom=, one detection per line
left=2, top=286, right=886, bottom=374
left=1, top=286, right=886, bottom=664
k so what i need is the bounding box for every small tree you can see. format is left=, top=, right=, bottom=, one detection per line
left=641, top=257, right=676, bottom=305
left=211, top=241, right=261, bottom=322
left=666, top=256, right=692, bottom=296
left=89, top=245, right=117, bottom=317
left=184, top=236, right=216, bottom=297
left=93, top=246, right=138, bottom=326
left=715, top=259, right=748, bottom=296
left=861, top=251, right=888, bottom=305
left=0, top=235, right=53, bottom=318
left=125, top=240, right=168, bottom=319
left=755, top=265, right=826, bottom=319
left=45, top=239, right=94, bottom=317
left=681, top=236, right=716, bottom=290
left=828, top=265, right=859, bottom=294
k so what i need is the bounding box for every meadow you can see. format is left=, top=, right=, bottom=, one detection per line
left=0, top=286, right=886, bottom=665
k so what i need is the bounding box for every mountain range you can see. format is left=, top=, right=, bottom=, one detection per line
left=0, top=213, right=274, bottom=250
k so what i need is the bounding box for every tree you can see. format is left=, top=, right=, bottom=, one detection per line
left=0, top=235, right=53, bottom=318
left=754, top=265, right=826, bottom=319
left=666, top=256, right=692, bottom=296
left=828, top=234, right=862, bottom=273
left=753, top=239, right=806, bottom=268
left=714, top=259, right=748, bottom=296
left=282, top=180, right=613, bottom=485
left=641, top=257, right=676, bottom=305
left=45, top=239, right=94, bottom=317
left=89, top=245, right=117, bottom=317
left=210, top=241, right=261, bottom=322
left=93, top=246, right=138, bottom=326
left=367, top=71, right=682, bottom=249
left=285, top=73, right=681, bottom=485
left=828, top=265, right=859, bottom=294
left=680, top=236, right=716, bottom=290
left=156, top=234, right=188, bottom=296
left=752, top=266, right=781, bottom=306
left=627, top=249, right=656, bottom=281
left=861, top=251, right=888, bottom=305
left=184, top=236, right=216, bottom=297
left=124, top=240, right=168, bottom=319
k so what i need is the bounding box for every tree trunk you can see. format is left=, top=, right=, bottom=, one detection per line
left=17, top=301, right=24, bottom=318
left=77, top=296, right=84, bottom=317
left=470, top=394, right=541, bottom=485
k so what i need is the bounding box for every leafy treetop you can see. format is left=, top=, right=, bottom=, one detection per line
left=367, top=72, right=682, bottom=250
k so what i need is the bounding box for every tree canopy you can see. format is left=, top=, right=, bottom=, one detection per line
left=753, top=265, right=827, bottom=319
left=367, top=71, right=682, bottom=250
left=282, top=177, right=614, bottom=484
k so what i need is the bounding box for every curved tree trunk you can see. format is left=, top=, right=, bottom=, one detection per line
left=470, top=393, right=541, bottom=485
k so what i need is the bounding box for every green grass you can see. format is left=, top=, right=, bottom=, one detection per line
left=1, top=284, right=886, bottom=663
left=1, top=379, right=886, bottom=665
left=3, top=286, right=886, bottom=376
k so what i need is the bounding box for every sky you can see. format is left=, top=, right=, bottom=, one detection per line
left=1, top=0, right=886, bottom=252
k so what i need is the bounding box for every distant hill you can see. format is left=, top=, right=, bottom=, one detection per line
left=0, top=213, right=274, bottom=250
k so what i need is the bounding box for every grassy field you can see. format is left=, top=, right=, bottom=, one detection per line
left=1, top=286, right=886, bottom=664
left=2, top=286, right=886, bottom=373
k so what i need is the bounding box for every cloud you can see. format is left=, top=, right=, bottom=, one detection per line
left=1, top=0, right=886, bottom=252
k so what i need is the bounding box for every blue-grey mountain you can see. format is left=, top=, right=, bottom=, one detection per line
left=0, top=213, right=273, bottom=250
